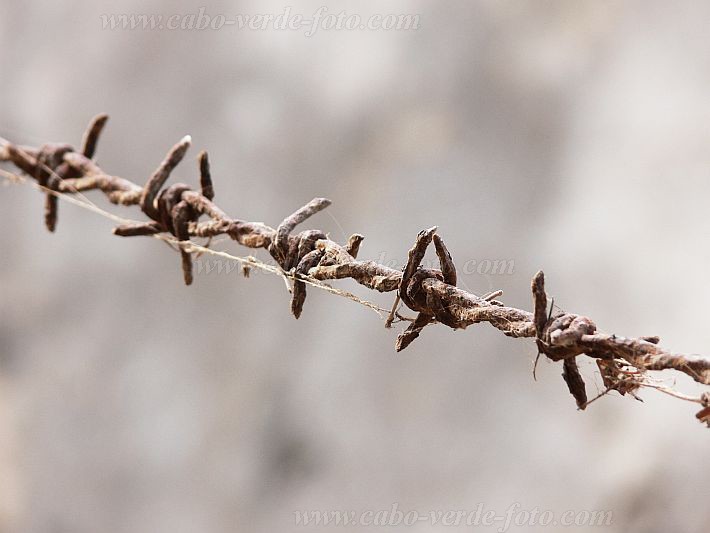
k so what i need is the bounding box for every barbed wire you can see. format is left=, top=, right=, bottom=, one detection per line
left=2, top=114, right=709, bottom=427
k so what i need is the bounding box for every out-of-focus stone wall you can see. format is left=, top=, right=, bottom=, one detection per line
left=1, top=1, right=709, bottom=532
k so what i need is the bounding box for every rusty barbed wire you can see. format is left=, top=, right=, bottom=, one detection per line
left=2, top=114, right=709, bottom=427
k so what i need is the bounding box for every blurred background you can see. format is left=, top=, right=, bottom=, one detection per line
left=1, top=1, right=709, bottom=531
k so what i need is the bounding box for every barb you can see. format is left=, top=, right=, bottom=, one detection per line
left=2, top=114, right=710, bottom=427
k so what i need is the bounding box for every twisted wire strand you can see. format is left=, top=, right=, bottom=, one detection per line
left=2, top=114, right=709, bottom=426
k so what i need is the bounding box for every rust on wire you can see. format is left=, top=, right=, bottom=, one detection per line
left=2, top=114, right=710, bottom=427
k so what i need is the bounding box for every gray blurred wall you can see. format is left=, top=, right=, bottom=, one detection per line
left=1, top=1, right=709, bottom=532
